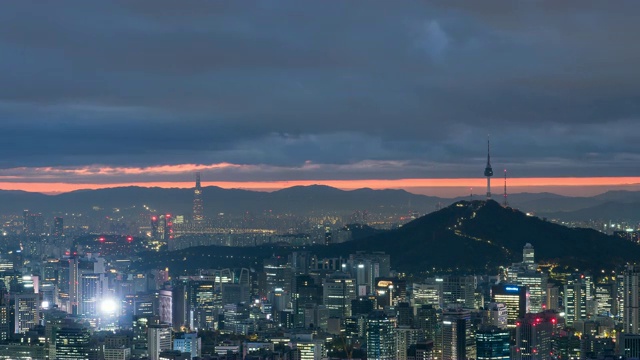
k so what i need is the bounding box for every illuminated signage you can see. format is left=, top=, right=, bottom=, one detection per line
left=505, top=286, right=519, bottom=292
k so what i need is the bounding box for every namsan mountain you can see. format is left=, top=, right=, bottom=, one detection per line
left=137, top=200, right=638, bottom=274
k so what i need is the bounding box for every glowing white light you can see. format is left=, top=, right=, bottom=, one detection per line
left=101, top=299, right=118, bottom=314
left=41, top=301, right=50, bottom=309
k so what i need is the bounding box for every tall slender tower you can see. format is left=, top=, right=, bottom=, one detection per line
left=503, top=169, right=508, bottom=207
left=484, top=138, right=493, bottom=199
left=193, top=172, right=204, bottom=223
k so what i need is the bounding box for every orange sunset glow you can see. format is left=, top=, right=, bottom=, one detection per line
left=2, top=177, right=640, bottom=197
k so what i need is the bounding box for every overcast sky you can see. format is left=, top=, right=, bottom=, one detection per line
left=1, top=1, right=639, bottom=189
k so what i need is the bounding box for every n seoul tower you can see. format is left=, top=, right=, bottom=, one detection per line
left=484, top=137, right=493, bottom=199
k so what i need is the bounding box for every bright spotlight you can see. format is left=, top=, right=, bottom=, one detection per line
left=41, top=301, right=50, bottom=309
left=101, top=298, right=118, bottom=314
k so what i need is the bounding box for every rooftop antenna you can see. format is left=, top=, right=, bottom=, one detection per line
left=470, top=187, right=473, bottom=202
left=503, top=169, right=509, bottom=207
left=484, top=135, right=493, bottom=199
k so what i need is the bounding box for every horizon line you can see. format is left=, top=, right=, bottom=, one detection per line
left=1, top=176, right=640, bottom=197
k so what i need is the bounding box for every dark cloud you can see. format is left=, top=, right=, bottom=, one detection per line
left=0, top=1, right=639, bottom=181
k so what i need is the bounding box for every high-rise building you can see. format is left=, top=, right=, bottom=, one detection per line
left=293, top=275, right=322, bottom=328
left=68, top=256, right=79, bottom=315
left=522, top=243, right=535, bottom=265
left=564, top=273, right=593, bottom=326
left=375, top=277, right=407, bottom=308
left=491, top=284, right=528, bottom=327
left=624, top=265, right=640, bottom=334
left=416, top=304, right=439, bottom=342
left=441, top=275, right=476, bottom=309
left=413, top=281, right=443, bottom=308
left=14, top=293, right=39, bottom=334
left=366, top=310, right=396, bottom=360
left=512, top=312, right=556, bottom=360
left=484, top=302, right=508, bottom=329
left=173, top=332, right=201, bottom=359
left=396, top=326, right=422, bottom=360
left=323, top=273, right=356, bottom=319
left=55, top=324, right=93, bottom=360
left=476, top=326, right=510, bottom=360
left=193, top=172, right=204, bottom=223
left=163, top=214, right=174, bottom=241
left=53, top=217, right=64, bottom=237
left=79, top=273, right=106, bottom=317
left=151, top=216, right=160, bottom=239
left=440, top=308, right=475, bottom=360
left=148, top=323, right=172, bottom=360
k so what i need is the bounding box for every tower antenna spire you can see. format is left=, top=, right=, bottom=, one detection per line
left=484, top=136, right=493, bottom=199
left=503, top=169, right=508, bottom=207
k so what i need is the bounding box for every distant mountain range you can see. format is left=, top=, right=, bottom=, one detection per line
left=1, top=185, right=640, bottom=221
left=136, top=200, right=638, bottom=274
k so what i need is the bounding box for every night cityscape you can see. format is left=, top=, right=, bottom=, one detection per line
left=2, top=2, right=640, bottom=360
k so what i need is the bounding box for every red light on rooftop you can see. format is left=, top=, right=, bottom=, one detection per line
left=127, top=236, right=133, bottom=242
left=551, top=318, right=557, bottom=324
left=99, top=237, right=105, bottom=242
left=152, top=216, right=157, bottom=221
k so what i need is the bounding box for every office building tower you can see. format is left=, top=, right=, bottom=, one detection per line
left=517, top=271, right=547, bottom=313
left=491, top=284, right=528, bottom=327
left=159, top=289, right=172, bottom=325
left=53, top=217, right=64, bottom=237
left=440, top=308, right=475, bottom=360
left=366, top=310, right=396, bottom=360
left=397, top=302, right=414, bottom=327
left=416, top=304, right=439, bottom=342
left=55, top=324, right=93, bottom=360
left=347, top=252, right=391, bottom=295
left=441, top=275, right=476, bottom=309
left=173, top=332, right=200, bottom=359
left=512, top=312, right=555, bottom=360
left=68, top=256, right=79, bottom=315
left=476, top=326, right=510, bottom=360
left=523, top=243, right=535, bottom=265
left=193, top=172, right=204, bottom=223
left=163, top=214, right=174, bottom=241
left=484, top=302, right=508, bottom=329
left=375, top=277, right=407, bottom=308
left=14, top=293, right=39, bottom=334
left=261, top=256, right=293, bottom=296
left=151, top=216, right=160, bottom=239
left=564, top=273, right=593, bottom=326
left=396, top=327, right=422, bottom=360
left=413, top=281, right=443, bottom=308
left=624, top=265, right=640, bottom=334
left=148, top=323, right=172, bottom=360
left=79, top=273, right=106, bottom=317
left=594, top=280, right=616, bottom=317
left=619, top=333, right=640, bottom=359
left=293, top=275, right=322, bottom=328
left=351, top=296, right=375, bottom=317
left=323, top=273, right=356, bottom=319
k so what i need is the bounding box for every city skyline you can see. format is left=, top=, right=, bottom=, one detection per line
left=1, top=2, right=639, bottom=196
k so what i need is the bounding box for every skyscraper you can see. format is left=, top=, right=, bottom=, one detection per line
left=512, top=312, right=555, bottom=360
left=366, top=310, right=396, bottom=360
left=491, top=284, right=529, bottom=327
left=440, top=308, right=475, bottom=360
left=624, top=264, right=640, bottom=334
left=484, top=138, right=493, bottom=199
left=193, top=172, right=204, bottom=223
left=148, top=323, right=172, bottom=360
left=476, top=326, right=510, bottom=360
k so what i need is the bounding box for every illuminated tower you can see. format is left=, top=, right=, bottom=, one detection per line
left=503, top=169, right=508, bottom=207
left=484, top=138, right=493, bottom=199
left=193, top=172, right=204, bottom=223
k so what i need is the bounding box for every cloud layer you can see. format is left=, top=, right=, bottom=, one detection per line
left=1, top=1, right=639, bottom=185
